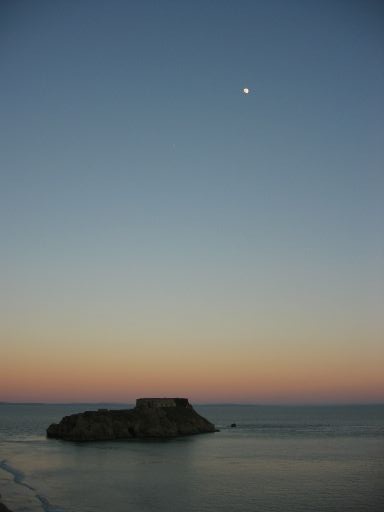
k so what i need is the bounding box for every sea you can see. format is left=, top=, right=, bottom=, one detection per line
left=0, top=403, right=383, bottom=512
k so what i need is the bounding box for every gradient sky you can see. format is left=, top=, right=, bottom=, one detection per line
left=1, top=0, right=383, bottom=404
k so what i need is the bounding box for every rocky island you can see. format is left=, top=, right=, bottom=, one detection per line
left=47, top=398, right=217, bottom=441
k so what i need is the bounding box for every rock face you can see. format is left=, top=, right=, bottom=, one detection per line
left=0, top=499, right=13, bottom=512
left=47, top=398, right=217, bottom=441
left=0, top=503, right=13, bottom=512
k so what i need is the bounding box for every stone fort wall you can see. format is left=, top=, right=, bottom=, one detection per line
left=136, top=398, right=190, bottom=409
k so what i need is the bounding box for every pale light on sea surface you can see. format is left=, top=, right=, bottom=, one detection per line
left=0, top=404, right=383, bottom=512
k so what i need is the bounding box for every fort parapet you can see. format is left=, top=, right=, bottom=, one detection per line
left=135, top=398, right=191, bottom=409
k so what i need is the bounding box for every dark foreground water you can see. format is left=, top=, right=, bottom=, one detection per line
left=0, top=404, right=383, bottom=512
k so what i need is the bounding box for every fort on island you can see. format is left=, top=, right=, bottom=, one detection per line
left=136, top=397, right=191, bottom=409
left=47, top=397, right=217, bottom=440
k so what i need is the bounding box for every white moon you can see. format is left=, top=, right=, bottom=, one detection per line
left=243, top=87, right=249, bottom=94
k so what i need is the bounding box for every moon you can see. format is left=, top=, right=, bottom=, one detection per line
left=243, top=87, right=250, bottom=94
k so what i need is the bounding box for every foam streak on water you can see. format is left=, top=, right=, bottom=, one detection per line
left=0, top=459, right=65, bottom=512
left=0, top=459, right=35, bottom=490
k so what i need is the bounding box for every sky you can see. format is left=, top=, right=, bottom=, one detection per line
left=1, top=0, right=383, bottom=404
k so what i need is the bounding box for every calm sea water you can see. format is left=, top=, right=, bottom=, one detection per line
left=0, top=404, right=383, bottom=512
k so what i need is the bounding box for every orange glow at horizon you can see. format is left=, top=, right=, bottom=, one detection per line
left=2, top=333, right=383, bottom=404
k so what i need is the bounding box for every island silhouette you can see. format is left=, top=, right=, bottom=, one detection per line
left=47, top=398, right=218, bottom=441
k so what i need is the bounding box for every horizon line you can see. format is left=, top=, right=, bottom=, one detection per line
left=1, top=401, right=383, bottom=407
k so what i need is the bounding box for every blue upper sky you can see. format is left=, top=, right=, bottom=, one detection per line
left=0, top=0, right=383, bottom=402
